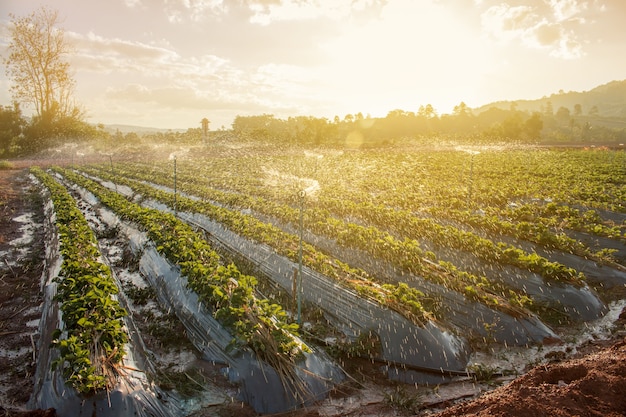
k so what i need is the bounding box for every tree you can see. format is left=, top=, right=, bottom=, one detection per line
left=4, top=7, right=78, bottom=121
left=0, top=103, right=25, bottom=156
left=555, top=106, right=571, bottom=124
left=573, top=104, right=582, bottom=117
left=501, top=112, right=523, bottom=139
left=417, top=104, right=437, bottom=119
left=4, top=6, right=87, bottom=153
left=523, top=112, right=543, bottom=139
left=543, top=101, right=554, bottom=116
left=453, top=101, right=470, bottom=117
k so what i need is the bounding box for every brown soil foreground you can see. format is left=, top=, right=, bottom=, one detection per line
left=430, top=336, right=626, bottom=417
left=1, top=162, right=625, bottom=417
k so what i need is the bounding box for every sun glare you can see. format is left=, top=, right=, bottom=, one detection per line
left=317, top=0, right=492, bottom=117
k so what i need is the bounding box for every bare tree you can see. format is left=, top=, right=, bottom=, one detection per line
left=4, top=6, right=78, bottom=123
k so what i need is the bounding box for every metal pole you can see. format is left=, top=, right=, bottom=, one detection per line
left=467, top=154, right=474, bottom=209
left=174, top=156, right=177, bottom=217
left=297, top=190, right=305, bottom=325
left=109, top=155, right=117, bottom=193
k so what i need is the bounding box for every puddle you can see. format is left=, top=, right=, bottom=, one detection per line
left=3, top=212, right=40, bottom=267
left=26, top=318, right=40, bottom=328
left=0, top=346, right=32, bottom=360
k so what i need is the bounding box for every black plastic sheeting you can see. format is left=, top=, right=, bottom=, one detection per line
left=131, top=180, right=562, bottom=347
left=65, top=182, right=345, bottom=415
left=167, top=207, right=473, bottom=383
left=91, top=177, right=475, bottom=385
left=171, top=205, right=555, bottom=351
left=428, top=247, right=607, bottom=322
left=28, top=194, right=177, bottom=417
left=294, top=231, right=561, bottom=346
left=90, top=175, right=607, bottom=382
left=534, top=248, right=626, bottom=290
left=271, top=208, right=607, bottom=344
left=128, top=230, right=344, bottom=413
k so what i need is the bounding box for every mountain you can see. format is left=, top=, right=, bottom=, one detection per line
left=474, top=79, right=626, bottom=119
left=102, top=124, right=187, bottom=134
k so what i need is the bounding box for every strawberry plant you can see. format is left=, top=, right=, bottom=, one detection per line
left=31, top=167, right=128, bottom=395
left=54, top=167, right=308, bottom=372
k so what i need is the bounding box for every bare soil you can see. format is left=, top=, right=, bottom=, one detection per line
left=0, top=164, right=47, bottom=416
left=1, top=162, right=625, bottom=416
left=431, top=337, right=626, bottom=417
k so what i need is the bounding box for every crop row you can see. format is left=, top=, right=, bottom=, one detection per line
left=53, top=167, right=310, bottom=378
left=168, top=149, right=624, bottom=243
left=98, top=161, right=583, bottom=287
left=77, top=165, right=437, bottom=325
left=31, top=167, right=128, bottom=394
left=149, top=149, right=624, bottom=262
left=81, top=164, right=535, bottom=318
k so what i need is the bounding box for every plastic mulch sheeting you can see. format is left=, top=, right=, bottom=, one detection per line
left=71, top=177, right=346, bottom=414
left=89, top=175, right=475, bottom=387
left=142, top=187, right=561, bottom=348
left=28, top=194, right=177, bottom=417
left=128, top=230, right=344, bottom=414
left=100, top=176, right=560, bottom=348
left=56, top=186, right=338, bottom=415
left=168, top=208, right=473, bottom=384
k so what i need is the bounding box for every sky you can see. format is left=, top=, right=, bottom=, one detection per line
left=0, top=0, right=625, bottom=130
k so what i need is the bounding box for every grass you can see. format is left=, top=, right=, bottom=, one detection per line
left=383, top=386, right=423, bottom=415
left=0, top=161, right=15, bottom=170
left=154, top=368, right=207, bottom=398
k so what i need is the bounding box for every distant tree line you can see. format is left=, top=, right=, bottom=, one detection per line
left=231, top=102, right=626, bottom=147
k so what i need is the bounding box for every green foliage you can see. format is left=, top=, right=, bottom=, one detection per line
left=31, top=167, right=128, bottom=395
left=54, top=167, right=308, bottom=367
left=0, top=160, right=15, bottom=170
left=327, top=331, right=381, bottom=359
left=383, top=386, right=423, bottom=415
left=123, top=281, right=156, bottom=306
left=0, top=104, right=24, bottom=157
left=468, top=363, right=499, bottom=382
left=73, top=146, right=624, bottom=334
left=154, top=368, right=205, bottom=398
left=77, top=163, right=438, bottom=326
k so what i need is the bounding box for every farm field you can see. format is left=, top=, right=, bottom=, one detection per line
left=1, top=141, right=625, bottom=416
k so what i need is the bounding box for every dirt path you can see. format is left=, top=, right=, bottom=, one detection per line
left=0, top=166, right=46, bottom=415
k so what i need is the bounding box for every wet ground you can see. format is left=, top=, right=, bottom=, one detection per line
left=0, top=166, right=45, bottom=413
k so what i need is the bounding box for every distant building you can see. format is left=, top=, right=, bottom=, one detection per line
left=201, top=118, right=210, bottom=145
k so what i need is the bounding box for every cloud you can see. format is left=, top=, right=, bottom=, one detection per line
left=479, top=0, right=600, bottom=59
left=66, top=23, right=317, bottom=115
left=119, top=0, right=387, bottom=25
left=67, top=31, right=180, bottom=73
left=548, top=0, right=587, bottom=21
left=480, top=4, right=536, bottom=37
left=98, top=79, right=301, bottom=129
left=247, top=0, right=387, bottom=25
left=105, top=84, right=216, bottom=109
left=123, top=0, right=143, bottom=7
left=528, top=21, right=583, bottom=59
left=118, top=0, right=229, bottom=23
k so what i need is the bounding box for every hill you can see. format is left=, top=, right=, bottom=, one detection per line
left=474, top=79, right=626, bottom=119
